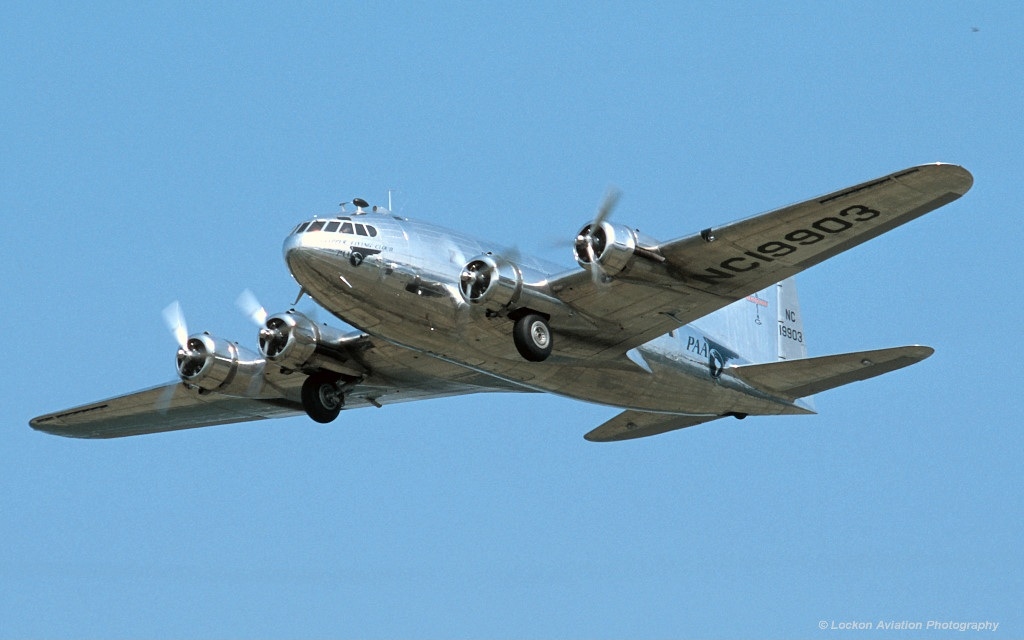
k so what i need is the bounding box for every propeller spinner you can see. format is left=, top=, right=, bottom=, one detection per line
left=574, top=188, right=621, bottom=285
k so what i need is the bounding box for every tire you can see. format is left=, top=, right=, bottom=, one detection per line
left=301, top=372, right=344, bottom=423
left=512, top=313, right=552, bottom=362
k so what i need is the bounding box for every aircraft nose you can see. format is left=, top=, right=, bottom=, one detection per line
left=282, top=232, right=303, bottom=262
left=282, top=232, right=318, bottom=278
left=282, top=230, right=339, bottom=292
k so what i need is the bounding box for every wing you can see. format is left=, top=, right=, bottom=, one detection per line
left=30, top=383, right=304, bottom=438
left=548, top=164, right=972, bottom=356
left=31, top=337, right=526, bottom=439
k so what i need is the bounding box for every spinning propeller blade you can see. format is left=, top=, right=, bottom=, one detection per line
left=237, top=289, right=268, bottom=326
left=581, top=188, right=621, bottom=285
left=162, top=301, right=189, bottom=349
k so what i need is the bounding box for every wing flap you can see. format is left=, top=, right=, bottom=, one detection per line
left=727, top=345, right=934, bottom=400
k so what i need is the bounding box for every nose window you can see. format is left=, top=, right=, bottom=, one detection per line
left=295, top=219, right=380, bottom=236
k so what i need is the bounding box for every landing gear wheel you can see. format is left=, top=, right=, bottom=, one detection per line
left=513, top=313, right=553, bottom=362
left=301, top=372, right=344, bottom=423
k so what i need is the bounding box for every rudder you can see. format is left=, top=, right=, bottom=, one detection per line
left=776, top=277, right=808, bottom=362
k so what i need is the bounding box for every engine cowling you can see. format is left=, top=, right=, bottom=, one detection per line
left=258, top=310, right=363, bottom=376
left=458, top=254, right=523, bottom=309
left=176, top=333, right=265, bottom=396
left=573, top=221, right=638, bottom=277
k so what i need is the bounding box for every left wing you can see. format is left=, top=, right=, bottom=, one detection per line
left=548, top=163, right=972, bottom=356
left=31, top=336, right=527, bottom=438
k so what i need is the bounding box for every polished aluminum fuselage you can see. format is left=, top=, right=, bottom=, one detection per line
left=283, top=213, right=804, bottom=418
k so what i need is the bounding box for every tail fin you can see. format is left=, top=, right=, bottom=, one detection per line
left=691, top=276, right=808, bottom=364
left=775, top=277, right=808, bottom=362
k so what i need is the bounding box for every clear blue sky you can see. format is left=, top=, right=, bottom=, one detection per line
left=3, top=2, right=1021, bottom=638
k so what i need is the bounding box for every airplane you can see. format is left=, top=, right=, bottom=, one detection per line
left=31, top=163, right=973, bottom=442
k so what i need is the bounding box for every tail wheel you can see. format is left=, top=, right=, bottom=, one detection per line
left=513, top=313, right=552, bottom=362
left=301, top=372, right=344, bottom=423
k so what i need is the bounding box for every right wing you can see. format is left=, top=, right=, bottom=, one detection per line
left=30, top=383, right=304, bottom=439
left=31, top=336, right=527, bottom=439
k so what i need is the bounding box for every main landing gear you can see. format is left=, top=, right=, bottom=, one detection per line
left=301, top=371, right=344, bottom=423
left=512, top=313, right=552, bottom=362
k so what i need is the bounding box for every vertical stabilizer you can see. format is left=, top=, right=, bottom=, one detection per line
left=776, top=277, right=808, bottom=361
left=691, top=277, right=809, bottom=365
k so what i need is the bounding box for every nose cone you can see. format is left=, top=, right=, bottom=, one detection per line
left=282, top=232, right=319, bottom=283
left=282, top=232, right=303, bottom=265
left=281, top=229, right=343, bottom=298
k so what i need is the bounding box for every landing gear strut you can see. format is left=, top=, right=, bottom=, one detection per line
left=301, top=372, right=344, bottom=423
left=512, top=313, right=552, bottom=362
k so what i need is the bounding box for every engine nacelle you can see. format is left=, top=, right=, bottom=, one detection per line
left=258, top=310, right=363, bottom=376
left=573, top=221, right=639, bottom=277
left=458, top=254, right=523, bottom=309
left=176, top=333, right=265, bottom=396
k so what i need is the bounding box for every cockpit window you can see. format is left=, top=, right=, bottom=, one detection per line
left=296, top=219, right=380, bottom=237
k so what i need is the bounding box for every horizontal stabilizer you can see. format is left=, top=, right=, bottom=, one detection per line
left=585, top=410, right=722, bottom=442
left=728, top=345, right=934, bottom=400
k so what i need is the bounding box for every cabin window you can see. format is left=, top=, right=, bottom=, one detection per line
left=355, top=224, right=368, bottom=236
left=295, top=222, right=311, bottom=234
left=367, top=226, right=378, bottom=237
left=308, top=220, right=326, bottom=232
left=340, top=222, right=354, bottom=234
left=325, top=221, right=340, bottom=232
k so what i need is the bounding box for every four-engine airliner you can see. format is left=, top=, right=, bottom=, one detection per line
left=31, top=163, right=973, bottom=441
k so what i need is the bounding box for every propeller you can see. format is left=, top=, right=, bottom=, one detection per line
left=460, top=260, right=493, bottom=301
left=236, top=289, right=268, bottom=326
left=162, top=301, right=189, bottom=350
left=236, top=289, right=286, bottom=358
left=158, top=300, right=199, bottom=414
left=163, top=301, right=207, bottom=378
left=576, top=188, right=621, bottom=285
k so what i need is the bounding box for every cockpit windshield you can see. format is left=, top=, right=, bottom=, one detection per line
left=291, top=218, right=378, bottom=237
